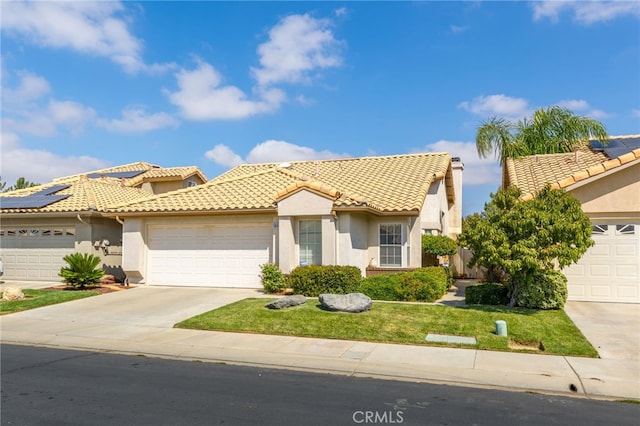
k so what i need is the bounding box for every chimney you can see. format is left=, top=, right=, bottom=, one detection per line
left=451, top=157, right=464, bottom=236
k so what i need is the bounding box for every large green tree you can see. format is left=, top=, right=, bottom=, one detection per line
left=476, top=106, right=608, bottom=165
left=458, top=185, right=593, bottom=308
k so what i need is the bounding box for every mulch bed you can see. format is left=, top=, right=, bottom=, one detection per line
left=45, top=284, right=134, bottom=294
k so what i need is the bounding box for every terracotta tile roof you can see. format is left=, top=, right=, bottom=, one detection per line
left=110, top=153, right=454, bottom=215
left=0, top=178, right=152, bottom=213
left=54, top=163, right=207, bottom=187
left=1, top=162, right=207, bottom=214
left=124, top=166, right=207, bottom=186
left=54, top=161, right=159, bottom=182
left=504, top=135, right=640, bottom=201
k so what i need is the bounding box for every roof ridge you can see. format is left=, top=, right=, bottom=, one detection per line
left=211, top=167, right=277, bottom=184
left=220, top=151, right=450, bottom=169
left=53, top=161, right=160, bottom=181
left=605, top=134, right=640, bottom=139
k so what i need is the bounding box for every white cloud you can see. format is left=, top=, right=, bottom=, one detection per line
left=205, top=144, right=245, bottom=168
left=167, top=12, right=343, bottom=122
left=557, top=99, right=589, bottom=110
left=166, top=60, right=286, bottom=120
left=532, top=1, right=640, bottom=25
left=417, top=140, right=502, bottom=186
left=246, top=140, right=347, bottom=163
left=1, top=71, right=51, bottom=108
left=556, top=99, right=611, bottom=119
left=450, top=25, right=469, bottom=34
left=98, top=106, right=179, bottom=133
left=458, top=94, right=531, bottom=119
left=586, top=109, right=611, bottom=119
left=205, top=140, right=349, bottom=168
left=0, top=132, right=109, bottom=185
left=1, top=1, right=172, bottom=74
left=3, top=70, right=177, bottom=137
left=2, top=99, right=96, bottom=137
left=251, top=13, right=343, bottom=88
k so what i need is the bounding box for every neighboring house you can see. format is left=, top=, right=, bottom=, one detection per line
left=0, top=162, right=207, bottom=281
left=107, top=153, right=464, bottom=288
left=503, top=135, right=640, bottom=304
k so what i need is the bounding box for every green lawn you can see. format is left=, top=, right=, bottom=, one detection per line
left=175, top=298, right=598, bottom=358
left=0, top=289, right=99, bottom=315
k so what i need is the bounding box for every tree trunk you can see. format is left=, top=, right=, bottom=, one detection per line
left=508, top=279, right=520, bottom=307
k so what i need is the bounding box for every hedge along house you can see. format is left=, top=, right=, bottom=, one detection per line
left=503, top=135, right=640, bottom=304
left=107, top=153, right=464, bottom=288
left=0, top=162, right=207, bottom=281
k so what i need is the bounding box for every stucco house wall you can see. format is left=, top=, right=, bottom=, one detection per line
left=569, top=163, right=639, bottom=219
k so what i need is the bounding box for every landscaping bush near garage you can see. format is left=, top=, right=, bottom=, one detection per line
left=516, top=270, right=568, bottom=310
left=359, top=267, right=449, bottom=302
left=289, top=265, right=362, bottom=297
left=260, top=263, right=287, bottom=294
left=466, top=270, right=568, bottom=309
left=465, top=283, right=510, bottom=305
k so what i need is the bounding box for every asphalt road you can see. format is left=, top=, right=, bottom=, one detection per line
left=1, top=344, right=638, bottom=426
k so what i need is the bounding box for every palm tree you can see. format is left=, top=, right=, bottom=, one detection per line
left=475, top=106, right=608, bottom=165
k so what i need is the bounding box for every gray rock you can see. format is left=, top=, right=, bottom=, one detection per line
left=319, top=293, right=372, bottom=313
left=265, top=295, right=307, bottom=310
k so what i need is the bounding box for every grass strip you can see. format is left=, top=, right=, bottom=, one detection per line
left=175, top=298, right=598, bottom=357
left=1, top=289, right=99, bottom=315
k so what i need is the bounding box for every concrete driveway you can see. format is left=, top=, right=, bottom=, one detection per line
left=2, top=285, right=262, bottom=328
left=564, top=301, right=640, bottom=361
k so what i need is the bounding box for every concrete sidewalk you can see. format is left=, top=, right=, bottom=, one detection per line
left=1, top=283, right=638, bottom=401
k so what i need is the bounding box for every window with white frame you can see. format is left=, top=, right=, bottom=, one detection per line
left=299, top=219, right=322, bottom=265
left=379, top=224, right=402, bottom=267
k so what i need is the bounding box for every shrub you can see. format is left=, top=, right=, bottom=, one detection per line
left=359, top=267, right=449, bottom=302
left=516, top=270, right=568, bottom=309
left=465, top=283, right=509, bottom=305
left=358, top=274, right=399, bottom=301
left=59, top=253, right=104, bottom=289
left=422, top=234, right=458, bottom=266
left=260, top=263, right=286, bottom=294
left=421, top=234, right=458, bottom=257
left=289, top=265, right=362, bottom=297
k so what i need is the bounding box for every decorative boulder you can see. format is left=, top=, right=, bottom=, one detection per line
left=265, top=295, right=307, bottom=310
left=319, top=293, right=372, bottom=313
left=2, top=286, right=25, bottom=301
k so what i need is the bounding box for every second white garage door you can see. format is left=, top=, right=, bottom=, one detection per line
left=564, top=223, right=639, bottom=303
left=147, top=224, right=273, bottom=288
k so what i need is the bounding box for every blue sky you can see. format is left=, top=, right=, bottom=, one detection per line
left=1, top=1, right=639, bottom=216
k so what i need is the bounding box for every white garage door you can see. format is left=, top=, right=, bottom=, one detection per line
left=564, top=223, right=639, bottom=303
left=147, top=224, right=273, bottom=288
left=0, top=227, right=76, bottom=281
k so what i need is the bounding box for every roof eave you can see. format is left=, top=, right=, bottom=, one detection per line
left=104, top=207, right=278, bottom=218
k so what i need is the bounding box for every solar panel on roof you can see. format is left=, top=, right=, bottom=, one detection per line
left=0, top=184, right=71, bottom=209
left=590, top=136, right=640, bottom=159
left=86, top=170, right=146, bottom=179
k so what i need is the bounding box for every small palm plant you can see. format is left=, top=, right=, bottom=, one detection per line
left=59, top=253, right=104, bottom=289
